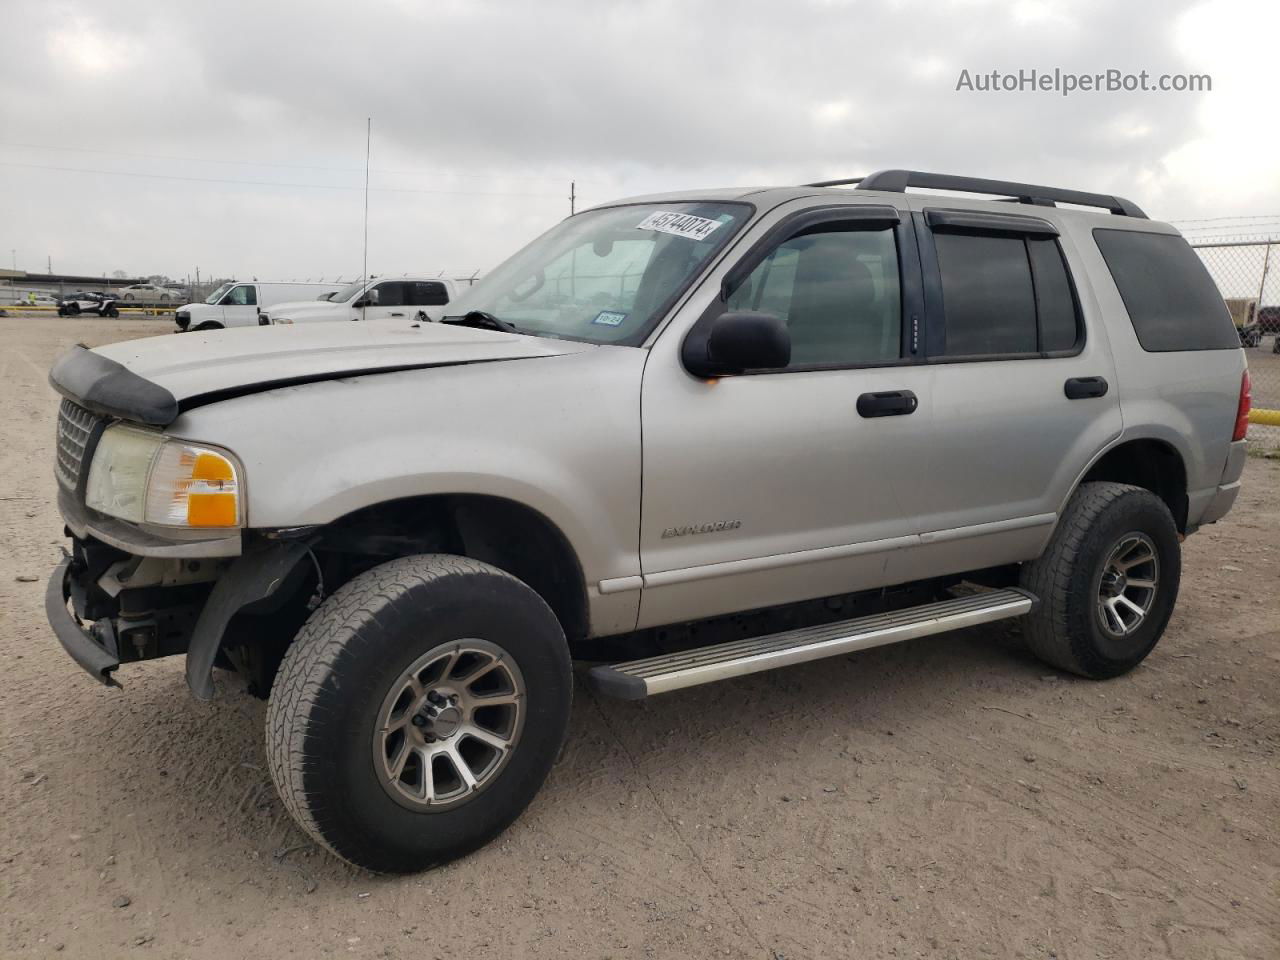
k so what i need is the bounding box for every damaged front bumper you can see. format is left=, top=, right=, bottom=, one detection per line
left=45, top=530, right=312, bottom=699
left=46, top=557, right=121, bottom=688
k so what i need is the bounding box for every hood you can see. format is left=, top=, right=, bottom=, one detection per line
left=52, top=320, right=594, bottom=426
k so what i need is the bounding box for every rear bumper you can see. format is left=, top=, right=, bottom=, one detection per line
left=45, top=557, right=121, bottom=687
left=1197, top=481, right=1241, bottom=528
left=1191, top=440, right=1247, bottom=530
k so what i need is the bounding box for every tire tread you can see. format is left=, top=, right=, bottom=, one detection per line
left=265, top=554, right=522, bottom=865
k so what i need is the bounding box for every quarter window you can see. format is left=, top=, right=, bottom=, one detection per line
left=1092, top=229, right=1238, bottom=351
left=933, top=230, right=1080, bottom=357
left=726, top=225, right=902, bottom=368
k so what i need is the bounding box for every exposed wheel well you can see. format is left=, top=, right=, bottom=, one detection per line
left=1079, top=439, right=1188, bottom=532
left=310, top=494, right=589, bottom=642
left=221, top=495, right=589, bottom=698
left=194, top=320, right=224, bottom=330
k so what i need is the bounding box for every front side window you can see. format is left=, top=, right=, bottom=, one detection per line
left=726, top=225, right=902, bottom=368
left=222, top=284, right=257, bottom=306
left=444, top=201, right=749, bottom=344
left=370, top=282, right=406, bottom=307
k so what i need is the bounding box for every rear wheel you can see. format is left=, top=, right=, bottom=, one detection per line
left=266, top=554, right=572, bottom=873
left=1020, top=482, right=1181, bottom=679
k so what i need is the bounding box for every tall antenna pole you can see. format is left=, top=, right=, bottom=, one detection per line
left=569, top=180, right=575, bottom=216
left=362, top=117, right=372, bottom=283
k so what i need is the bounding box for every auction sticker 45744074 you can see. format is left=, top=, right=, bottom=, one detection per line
left=635, top=211, right=724, bottom=242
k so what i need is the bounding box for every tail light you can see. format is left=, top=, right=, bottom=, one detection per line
left=1232, top=369, right=1252, bottom=442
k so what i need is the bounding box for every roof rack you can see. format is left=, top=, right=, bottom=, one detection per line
left=803, top=169, right=1147, bottom=219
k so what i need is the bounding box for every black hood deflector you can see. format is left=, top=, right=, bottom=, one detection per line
left=50, top=345, right=179, bottom=425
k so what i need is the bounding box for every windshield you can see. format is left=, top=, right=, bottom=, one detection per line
left=204, top=282, right=234, bottom=305
left=329, top=280, right=368, bottom=303
left=444, top=201, right=750, bottom=344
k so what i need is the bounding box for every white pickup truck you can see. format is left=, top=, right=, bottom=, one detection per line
left=261, top=277, right=456, bottom=326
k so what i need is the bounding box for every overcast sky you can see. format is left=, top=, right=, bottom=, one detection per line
left=2, top=0, right=1277, bottom=282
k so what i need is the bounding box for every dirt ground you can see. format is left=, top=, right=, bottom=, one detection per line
left=2, top=315, right=1277, bottom=960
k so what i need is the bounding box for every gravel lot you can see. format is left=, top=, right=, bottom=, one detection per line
left=2, top=316, right=1278, bottom=959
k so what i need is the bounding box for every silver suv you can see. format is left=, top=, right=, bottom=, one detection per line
left=46, top=170, right=1251, bottom=873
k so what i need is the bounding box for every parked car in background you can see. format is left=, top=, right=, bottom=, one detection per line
left=56, top=292, right=119, bottom=317
left=260, top=277, right=455, bottom=325
left=1258, top=305, right=1279, bottom=334
left=118, top=283, right=180, bottom=302
left=175, top=281, right=344, bottom=331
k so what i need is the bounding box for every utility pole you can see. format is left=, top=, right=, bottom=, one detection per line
left=47, top=255, right=52, bottom=274
left=10, top=249, right=15, bottom=271
left=569, top=181, right=576, bottom=216
left=362, top=118, right=371, bottom=283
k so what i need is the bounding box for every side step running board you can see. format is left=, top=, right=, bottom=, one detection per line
left=590, top=588, right=1037, bottom=700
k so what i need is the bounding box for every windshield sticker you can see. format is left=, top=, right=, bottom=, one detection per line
left=635, top=211, right=723, bottom=242
left=591, top=310, right=628, bottom=327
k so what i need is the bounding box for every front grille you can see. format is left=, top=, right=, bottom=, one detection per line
left=55, top=399, right=102, bottom=492
left=175, top=311, right=190, bottom=329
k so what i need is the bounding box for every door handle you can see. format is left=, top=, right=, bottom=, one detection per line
left=856, top=390, right=918, bottom=418
left=1064, top=376, right=1109, bottom=400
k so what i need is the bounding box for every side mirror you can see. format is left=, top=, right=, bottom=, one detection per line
left=355, top=289, right=380, bottom=308
left=682, top=311, right=790, bottom=378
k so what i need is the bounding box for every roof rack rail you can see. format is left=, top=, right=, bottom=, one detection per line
left=803, top=169, right=1147, bottom=219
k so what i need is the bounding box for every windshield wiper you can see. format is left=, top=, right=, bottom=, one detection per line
left=440, top=310, right=519, bottom=334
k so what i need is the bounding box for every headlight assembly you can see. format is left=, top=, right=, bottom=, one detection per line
left=84, top=425, right=243, bottom=529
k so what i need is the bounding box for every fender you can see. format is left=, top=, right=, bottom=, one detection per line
left=185, top=539, right=312, bottom=700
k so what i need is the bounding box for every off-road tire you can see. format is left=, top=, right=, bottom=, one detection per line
left=1019, top=482, right=1181, bottom=679
left=266, top=554, right=572, bottom=873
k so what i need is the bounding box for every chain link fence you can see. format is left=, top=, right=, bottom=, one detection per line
left=1192, top=238, right=1280, bottom=447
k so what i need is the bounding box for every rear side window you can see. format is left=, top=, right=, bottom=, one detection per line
left=1093, top=229, right=1238, bottom=351
left=935, top=233, right=1037, bottom=355
left=411, top=281, right=450, bottom=306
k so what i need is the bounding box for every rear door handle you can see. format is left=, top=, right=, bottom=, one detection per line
left=857, top=390, right=918, bottom=418
left=1064, top=376, right=1109, bottom=400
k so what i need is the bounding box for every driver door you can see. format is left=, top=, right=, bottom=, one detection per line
left=637, top=202, right=934, bottom=628
left=359, top=281, right=409, bottom=321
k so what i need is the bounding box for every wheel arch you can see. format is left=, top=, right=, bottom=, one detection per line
left=1067, top=436, right=1190, bottom=533
left=189, top=492, right=591, bottom=700
left=310, top=492, right=590, bottom=644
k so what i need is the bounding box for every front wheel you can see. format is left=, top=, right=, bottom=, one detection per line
left=1020, top=482, right=1181, bottom=679
left=266, top=554, right=572, bottom=873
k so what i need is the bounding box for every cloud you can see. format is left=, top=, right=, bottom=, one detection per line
left=0, top=0, right=1270, bottom=280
